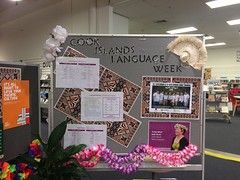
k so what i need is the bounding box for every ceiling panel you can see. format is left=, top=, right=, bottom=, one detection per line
left=0, top=0, right=240, bottom=47
left=112, top=0, right=240, bottom=47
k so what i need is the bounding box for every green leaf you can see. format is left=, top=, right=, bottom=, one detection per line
left=47, top=119, right=70, bottom=152
left=64, top=144, right=86, bottom=157
left=50, top=147, right=66, bottom=162
left=57, top=164, right=87, bottom=179
left=16, top=154, right=39, bottom=167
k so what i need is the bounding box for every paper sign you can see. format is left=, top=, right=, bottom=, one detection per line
left=81, top=91, right=123, bottom=122
left=2, top=80, right=30, bottom=130
left=64, top=124, right=107, bottom=148
left=148, top=121, right=190, bottom=151
left=56, top=57, right=99, bottom=88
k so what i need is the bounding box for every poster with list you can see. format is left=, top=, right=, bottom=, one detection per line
left=81, top=91, right=124, bottom=122
left=64, top=124, right=107, bottom=148
left=56, top=57, right=99, bottom=88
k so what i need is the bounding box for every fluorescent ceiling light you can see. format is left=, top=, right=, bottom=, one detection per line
left=205, top=36, right=215, bottom=40
left=10, top=0, right=22, bottom=2
left=205, top=42, right=226, bottom=47
left=226, top=18, right=240, bottom=25
left=206, top=0, right=240, bottom=9
left=166, top=27, right=197, bottom=34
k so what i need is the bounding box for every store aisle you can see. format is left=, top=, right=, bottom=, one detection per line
left=205, top=111, right=240, bottom=155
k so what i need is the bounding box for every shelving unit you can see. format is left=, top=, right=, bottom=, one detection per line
left=206, top=90, right=231, bottom=123
left=39, top=62, right=53, bottom=141
left=40, top=70, right=51, bottom=124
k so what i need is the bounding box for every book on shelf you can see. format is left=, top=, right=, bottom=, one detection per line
left=221, top=106, right=229, bottom=113
left=208, top=94, right=215, bottom=102
left=215, top=94, right=221, bottom=101
left=207, top=106, right=217, bottom=112
left=221, top=96, right=228, bottom=102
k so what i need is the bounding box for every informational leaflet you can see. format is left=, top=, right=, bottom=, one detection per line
left=148, top=121, right=191, bottom=151
left=63, top=124, right=107, bottom=148
left=2, top=80, right=30, bottom=130
left=56, top=57, right=99, bottom=88
left=81, top=92, right=123, bottom=122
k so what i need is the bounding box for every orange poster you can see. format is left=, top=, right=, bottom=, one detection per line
left=1, top=80, right=30, bottom=130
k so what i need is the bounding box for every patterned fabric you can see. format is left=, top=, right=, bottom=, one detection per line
left=100, top=69, right=141, bottom=113
left=106, top=114, right=141, bottom=147
left=55, top=88, right=82, bottom=121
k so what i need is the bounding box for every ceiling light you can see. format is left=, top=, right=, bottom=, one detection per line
left=205, top=36, right=215, bottom=40
left=10, top=0, right=22, bottom=2
left=226, top=18, right=240, bottom=25
left=205, top=42, right=226, bottom=47
left=206, top=0, right=240, bottom=9
left=166, top=27, right=198, bottom=34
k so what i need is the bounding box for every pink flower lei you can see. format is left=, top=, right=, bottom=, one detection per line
left=73, top=144, right=198, bottom=174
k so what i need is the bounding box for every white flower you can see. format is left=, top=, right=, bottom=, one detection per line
left=44, top=37, right=61, bottom=51
left=42, top=25, right=68, bottom=62
left=52, top=25, right=68, bottom=43
left=43, top=51, right=56, bottom=61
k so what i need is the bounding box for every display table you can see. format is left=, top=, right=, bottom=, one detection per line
left=233, top=96, right=240, bottom=116
left=87, top=162, right=203, bottom=180
left=88, top=162, right=202, bottom=172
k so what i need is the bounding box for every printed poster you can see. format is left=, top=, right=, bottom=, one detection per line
left=64, top=124, right=107, bottom=148
left=2, top=80, right=30, bottom=130
left=55, top=57, right=99, bottom=89
left=148, top=121, right=191, bottom=151
left=81, top=91, right=124, bottom=122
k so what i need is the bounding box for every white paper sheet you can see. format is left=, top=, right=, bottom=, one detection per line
left=56, top=57, right=99, bottom=88
left=81, top=91, right=123, bottom=122
left=64, top=124, right=107, bottom=148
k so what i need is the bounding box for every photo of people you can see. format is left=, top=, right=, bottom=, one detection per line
left=149, top=82, right=192, bottom=114
left=148, top=121, right=191, bottom=152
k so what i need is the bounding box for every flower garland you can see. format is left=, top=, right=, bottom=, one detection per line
left=0, top=162, right=33, bottom=180
left=73, top=144, right=198, bottom=174
left=28, top=139, right=43, bottom=162
left=43, top=25, right=68, bottom=61
left=0, top=139, right=41, bottom=180
left=0, top=140, right=198, bottom=178
left=73, top=145, right=103, bottom=168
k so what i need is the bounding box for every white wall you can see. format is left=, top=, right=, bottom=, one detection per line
left=0, top=0, right=90, bottom=61
left=113, top=13, right=129, bottom=34
left=206, top=47, right=240, bottom=79
left=0, top=0, right=129, bottom=61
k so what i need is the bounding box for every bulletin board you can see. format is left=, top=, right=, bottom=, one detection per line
left=52, top=35, right=204, bottom=157
left=0, top=62, right=39, bottom=160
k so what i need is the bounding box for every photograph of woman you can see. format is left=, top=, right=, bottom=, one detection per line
left=171, top=123, right=189, bottom=151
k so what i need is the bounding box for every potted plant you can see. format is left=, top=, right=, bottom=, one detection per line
left=18, top=120, right=87, bottom=180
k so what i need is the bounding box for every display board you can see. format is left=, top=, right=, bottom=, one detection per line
left=0, top=63, right=39, bottom=160
left=52, top=35, right=203, bottom=155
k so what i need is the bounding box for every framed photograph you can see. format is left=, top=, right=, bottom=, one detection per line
left=141, top=76, right=201, bottom=120
left=149, top=82, right=192, bottom=114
